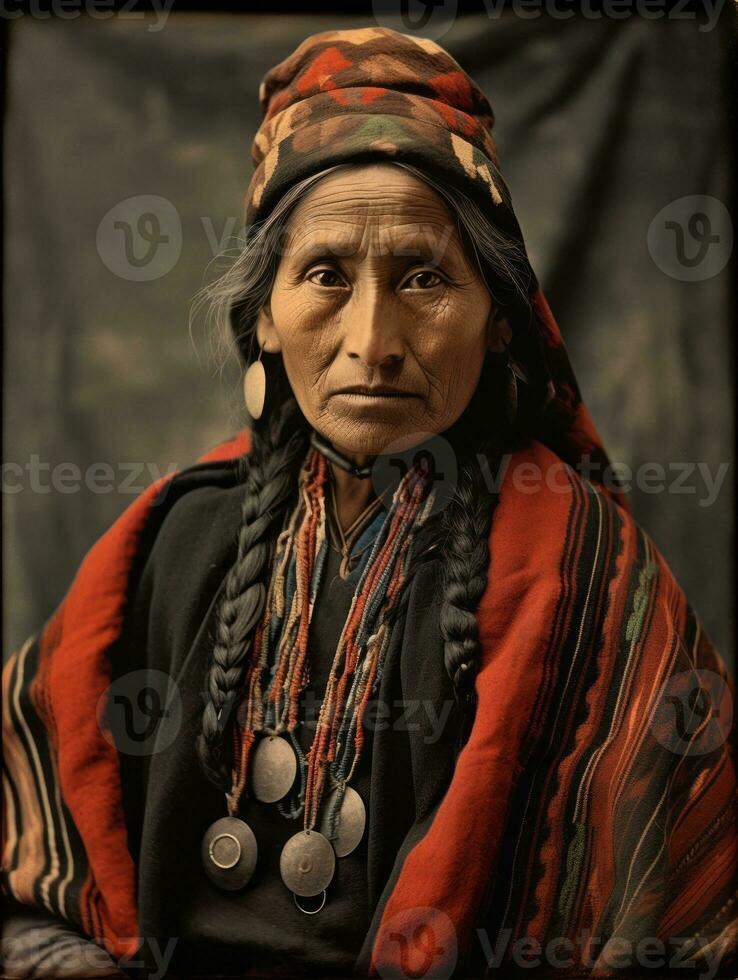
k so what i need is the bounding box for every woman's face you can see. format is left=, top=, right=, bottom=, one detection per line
left=256, top=163, right=500, bottom=458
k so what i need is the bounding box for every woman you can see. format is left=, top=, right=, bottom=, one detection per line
left=2, top=26, right=735, bottom=980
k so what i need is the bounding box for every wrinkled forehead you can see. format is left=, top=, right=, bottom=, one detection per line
left=280, top=184, right=468, bottom=264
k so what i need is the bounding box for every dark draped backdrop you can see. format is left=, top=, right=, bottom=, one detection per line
left=3, top=10, right=734, bottom=669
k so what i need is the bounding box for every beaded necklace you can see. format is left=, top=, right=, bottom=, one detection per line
left=325, top=468, right=387, bottom=579
left=201, top=444, right=436, bottom=911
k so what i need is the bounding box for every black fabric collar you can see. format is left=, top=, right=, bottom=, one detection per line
left=309, top=428, right=373, bottom=479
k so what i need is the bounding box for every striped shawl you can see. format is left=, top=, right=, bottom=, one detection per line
left=2, top=434, right=736, bottom=979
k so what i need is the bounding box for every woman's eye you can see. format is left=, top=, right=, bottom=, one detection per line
left=307, top=268, right=345, bottom=288
left=403, top=269, right=444, bottom=290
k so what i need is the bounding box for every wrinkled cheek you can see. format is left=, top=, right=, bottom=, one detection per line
left=293, top=336, right=334, bottom=379
left=431, top=351, right=486, bottom=426
left=426, top=349, right=469, bottom=394
left=280, top=333, right=335, bottom=410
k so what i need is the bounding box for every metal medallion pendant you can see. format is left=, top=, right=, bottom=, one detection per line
left=279, top=829, right=335, bottom=897
left=251, top=733, right=297, bottom=803
left=319, top=785, right=366, bottom=857
left=201, top=816, right=258, bottom=891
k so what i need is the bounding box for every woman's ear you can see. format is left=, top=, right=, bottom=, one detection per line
left=255, top=301, right=282, bottom=354
left=486, top=309, right=513, bottom=353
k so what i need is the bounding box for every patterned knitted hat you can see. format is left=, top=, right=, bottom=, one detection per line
left=245, top=27, right=525, bottom=245
left=240, top=26, right=628, bottom=509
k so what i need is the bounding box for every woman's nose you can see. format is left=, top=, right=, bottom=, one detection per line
left=343, top=288, right=404, bottom=368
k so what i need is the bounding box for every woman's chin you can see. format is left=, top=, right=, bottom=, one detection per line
left=322, top=419, right=440, bottom=459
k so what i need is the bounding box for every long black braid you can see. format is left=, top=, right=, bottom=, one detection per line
left=196, top=381, right=310, bottom=790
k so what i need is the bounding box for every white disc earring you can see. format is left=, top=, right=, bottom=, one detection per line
left=243, top=341, right=266, bottom=420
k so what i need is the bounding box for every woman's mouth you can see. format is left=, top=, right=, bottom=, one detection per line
left=329, top=387, right=421, bottom=414
left=331, top=386, right=420, bottom=399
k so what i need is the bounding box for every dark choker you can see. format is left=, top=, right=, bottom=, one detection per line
left=309, top=430, right=373, bottom=480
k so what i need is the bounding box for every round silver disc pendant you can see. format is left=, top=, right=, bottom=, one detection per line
left=279, top=830, right=336, bottom=897
left=201, top=816, right=258, bottom=891
left=251, top=734, right=297, bottom=803
left=319, top=785, right=366, bottom=857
